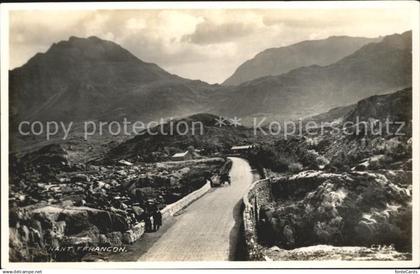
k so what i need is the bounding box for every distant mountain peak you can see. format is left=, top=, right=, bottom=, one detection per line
left=48, top=35, right=133, bottom=59
left=66, top=35, right=117, bottom=46
left=9, top=35, right=186, bottom=123
left=215, top=31, right=412, bottom=122
left=222, top=35, right=381, bottom=86
left=380, top=30, right=412, bottom=48
left=68, top=35, right=108, bottom=43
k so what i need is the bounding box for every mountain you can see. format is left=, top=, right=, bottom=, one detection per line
left=251, top=86, right=412, bottom=175
left=344, top=87, right=412, bottom=126
left=302, top=104, right=356, bottom=124
left=222, top=36, right=381, bottom=86
left=107, top=86, right=412, bottom=166
left=215, top=31, right=412, bottom=122
left=10, top=31, right=412, bottom=137
left=309, top=87, right=412, bottom=167
left=318, top=87, right=412, bottom=170
left=9, top=36, right=217, bottom=125
left=305, top=87, right=411, bottom=126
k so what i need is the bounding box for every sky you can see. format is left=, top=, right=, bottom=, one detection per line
left=9, top=7, right=414, bottom=84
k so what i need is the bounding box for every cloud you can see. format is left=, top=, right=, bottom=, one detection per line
left=182, top=20, right=257, bottom=45
left=9, top=8, right=414, bottom=84
left=262, top=8, right=412, bottom=30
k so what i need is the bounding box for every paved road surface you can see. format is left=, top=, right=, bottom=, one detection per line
left=138, top=157, right=253, bottom=261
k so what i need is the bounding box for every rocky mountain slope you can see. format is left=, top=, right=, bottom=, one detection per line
left=260, top=170, right=412, bottom=256
left=9, top=141, right=228, bottom=261
left=10, top=31, right=412, bottom=155
left=223, top=36, right=380, bottom=86
left=9, top=36, right=218, bottom=125
left=104, top=113, right=266, bottom=163
left=216, top=31, right=412, bottom=122
left=247, top=87, right=412, bottom=260
left=247, top=86, right=412, bottom=177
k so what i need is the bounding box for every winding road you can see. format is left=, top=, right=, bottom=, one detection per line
left=138, top=157, right=253, bottom=261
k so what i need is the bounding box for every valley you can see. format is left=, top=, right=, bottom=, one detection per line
left=8, top=29, right=413, bottom=262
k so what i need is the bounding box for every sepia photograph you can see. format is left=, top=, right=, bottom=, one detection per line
left=1, top=1, right=419, bottom=271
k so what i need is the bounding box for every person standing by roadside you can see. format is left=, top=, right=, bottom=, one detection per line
left=145, top=213, right=152, bottom=232
left=153, top=209, right=162, bottom=231
left=150, top=214, right=155, bottom=232
left=205, top=173, right=214, bottom=187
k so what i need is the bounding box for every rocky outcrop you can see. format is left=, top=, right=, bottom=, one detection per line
left=9, top=153, right=227, bottom=262
left=243, top=170, right=412, bottom=261
left=268, top=170, right=411, bottom=250
left=123, top=222, right=146, bottom=244
left=9, top=205, right=134, bottom=262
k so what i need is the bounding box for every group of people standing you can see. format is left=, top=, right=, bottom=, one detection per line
left=144, top=208, right=162, bottom=232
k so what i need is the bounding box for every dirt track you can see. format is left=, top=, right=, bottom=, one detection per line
left=137, top=157, right=253, bottom=261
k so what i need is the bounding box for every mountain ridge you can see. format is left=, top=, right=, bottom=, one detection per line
left=9, top=35, right=215, bottom=125
left=222, top=35, right=382, bottom=86
left=9, top=31, right=412, bottom=134
left=214, top=31, right=412, bottom=122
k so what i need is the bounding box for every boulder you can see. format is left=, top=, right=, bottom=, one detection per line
left=19, top=225, right=31, bottom=242
left=63, top=236, right=94, bottom=245
left=132, top=206, right=144, bottom=219
left=118, top=160, right=133, bottom=166
left=353, top=161, right=369, bottom=171
left=122, top=222, right=145, bottom=244
left=104, top=231, right=123, bottom=246
left=32, top=206, right=129, bottom=234
left=403, top=159, right=412, bottom=170
left=71, top=174, right=89, bottom=183
left=116, top=170, right=127, bottom=176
